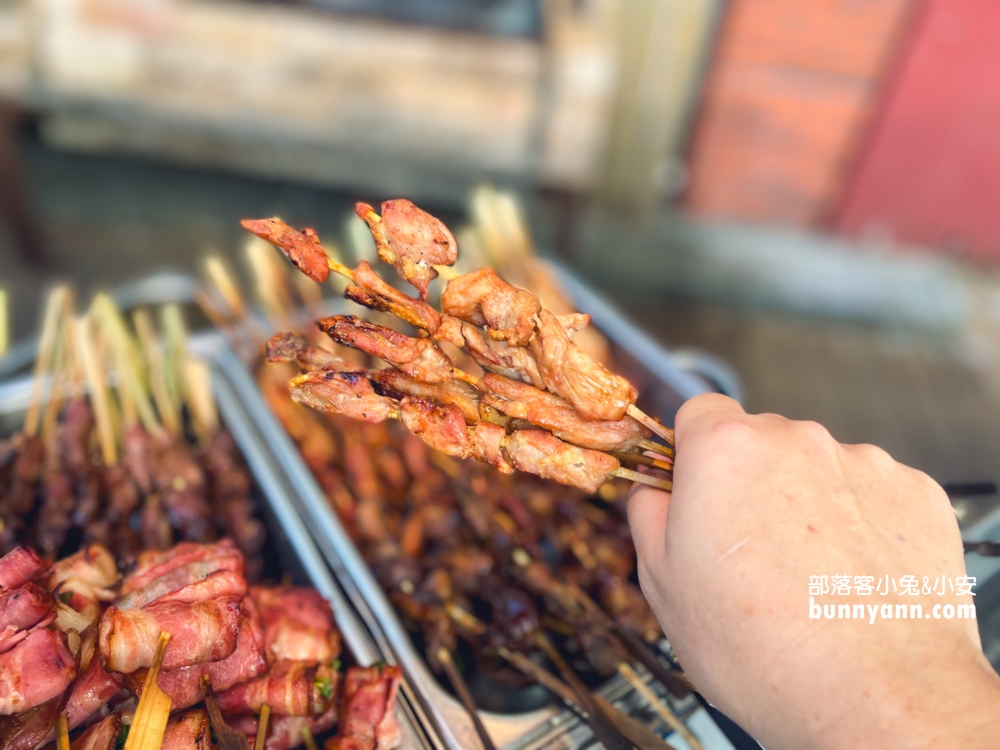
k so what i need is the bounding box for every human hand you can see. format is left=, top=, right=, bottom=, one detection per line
left=628, top=394, right=1000, bottom=749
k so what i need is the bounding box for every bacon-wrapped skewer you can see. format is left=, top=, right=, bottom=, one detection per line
left=325, top=664, right=402, bottom=750
left=243, top=207, right=676, bottom=448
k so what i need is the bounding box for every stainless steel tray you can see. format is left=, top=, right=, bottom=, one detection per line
left=214, top=264, right=727, bottom=750
left=0, top=362, right=431, bottom=750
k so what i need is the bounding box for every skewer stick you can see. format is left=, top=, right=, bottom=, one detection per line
left=619, top=662, right=704, bottom=750
left=610, top=467, right=672, bottom=492
left=201, top=675, right=250, bottom=750
left=74, top=316, right=118, bottom=466
left=300, top=727, right=320, bottom=750
left=628, top=405, right=675, bottom=447
left=612, top=451, right=673, bottom=472
left=437, top=647, right=497, bottom=750
left=639, top=438, right=675, bottom=459
left=24, top=286, right=69, bottom=436
left=532, top=633, right=631, bottom=750
left=125, top=632, right=172, bottom=750
left=566, top=583, right=692, bottom=699
left=133, top=309, right=180, bottom=435
left=184, top=357, right=219, bottom=445
left=255, top=704, right=271, bottom=750
left=92, top=295, right=161, bottom=435
left=204, top=255, right=248, bottom=320
left=55, top=714, right=69, bottom=750
left=246, top=239, right=293, bottom=330
left=497, top=648, right=678, bottom=750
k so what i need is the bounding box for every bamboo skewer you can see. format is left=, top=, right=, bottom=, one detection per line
left=161, top=304, right=189, bottom=418
left=437, top=647, right=497, bottom=750
left=92, top=295, right=162, bottom=436
left=55, top=714, right=70, bottom=750
left=255, top=704, right=271, bottom=750
left=619, top=662, right=704, bottom=750
left=74, top=316, right=118, bottom=467
left=639, top=438, right=675, bottom=459
left=125, top=632, right=172, bottom=750
left=532, top=632, right=632, bottom=750
left=300, top=726, right=320, bottom=750
left=184, top=357, right=218, bottom=446
left=40, top=292, right=75, bottom=444
left=612, top=451, right=673, bottom=472
left=133, top=309, right=181, bottom=435
left=201, top=675, right=251, bottom=750
left=205, top=255, right=248, bottom=321
left=627, top=406, right=675, bottom=447
left=497, top=648, right=678, bottom=750
left=612, top=467, right=672, bottom=492
left=24, top=286, right=70, bottom=437
left=566, top=583, right=692, bottom=700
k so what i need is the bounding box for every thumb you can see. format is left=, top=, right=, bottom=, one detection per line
left=627, top=482, right=671, bottom=570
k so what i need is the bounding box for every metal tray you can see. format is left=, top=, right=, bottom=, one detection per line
left=0, top=361, right=431, bottom=750
left=214, top=263, right=728, bottom=749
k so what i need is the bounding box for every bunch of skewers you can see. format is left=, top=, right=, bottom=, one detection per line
left=243, top=199, right=675, bottom=496
left=0, top=539, right=402, bottom=750
left=198, top=192, right=701, bottom=750
left=0, top=288, right=265, bottom=577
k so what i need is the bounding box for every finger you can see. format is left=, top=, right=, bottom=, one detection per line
left=674, top=393, right=746, bottom=446
left=627, top=483, right=671, bottom=568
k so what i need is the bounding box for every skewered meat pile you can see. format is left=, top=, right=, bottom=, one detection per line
left=0, top=540, right=402, bottom=750
left=243, top=198, right=675, bottom=496
left=0, top=291, right=267, bottom=578
left=258, top=367, right=664, bottom=701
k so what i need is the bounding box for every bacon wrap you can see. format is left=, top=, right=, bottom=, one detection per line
left=326, top=665, right=402, bottom=750
left=0, top=627, right=77, bottom=715
left=345, top=261, right=442, bottom=333
left=319, top=316, right=454, bottom=384
left=502, top=430, right=619, bottom=494
left=42, top=544, right=117, bottom=593
left=216, top=660, right=335, bottom=717
left=253, top=586, right=342, bottom=664
left=480, top=372, right=650, bottom=451
left=441, top=268, right=540, bottom=347
left=231, top=705, right=339, bottom=750
left=115, top=541, right=245, bottom=611
left=399, top=398, right=472, bottom=459
left=121, top=540, right=243, bottom=597
left=531, top=309, right=637, bottom=421
left=0, top=583, right=54, bottom=654
left=0, top=696, right=66, bottom=750
left=162, top=709, right=211, bottom=750
left=99, top=596, right=242, bottom=673
left=148, top=597, right=267, bottom=710
left=470, top=422, right=513, bottom=474
left=241, top=218, right=331, bottom=283
left=61, top=644, right=124, bottom=730
left=0, top=548, right=47, bottom=591
left=70, top=713, right=122, bottom=750
left=291, top=370, right=397, bottom=424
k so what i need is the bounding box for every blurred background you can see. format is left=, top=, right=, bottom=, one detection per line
left=1, top=0, right=1000, bottom=514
